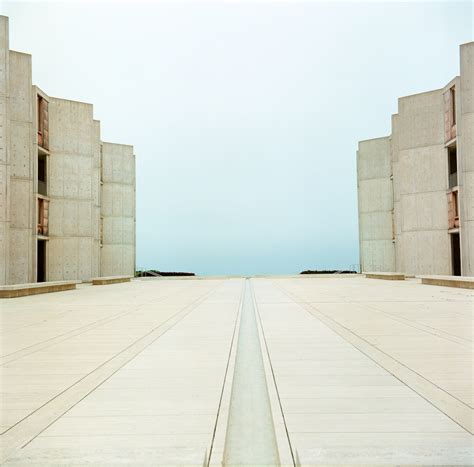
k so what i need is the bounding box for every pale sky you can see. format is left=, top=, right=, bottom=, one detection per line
left=2, top=1, right=473, bottom=275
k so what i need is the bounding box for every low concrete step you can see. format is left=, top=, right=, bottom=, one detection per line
left=417, top=275, right=474, bottom=289
left=365, top=272, right=405, bottom=280
left=91, top=276, right=133, bottom=286
left=0, top=280, right=79, bottom=298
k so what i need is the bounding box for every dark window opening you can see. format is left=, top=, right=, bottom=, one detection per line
left=450, top=86, right=456, bottom=126
left=38, top=155, right=47, bottom=196
left=37, top=240, right=46, bottom=282
left=448, top=146, right=458, bottom=188
left=450, top=233, right=461, bottom=276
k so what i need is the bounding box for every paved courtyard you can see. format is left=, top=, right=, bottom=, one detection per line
left=0, top=276, right=473, bottom=465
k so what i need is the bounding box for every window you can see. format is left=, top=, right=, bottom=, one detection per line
left=38, top=154, right=47, bottom=195
left=450, top=86, right=456, bottom=126
left=37, top=197, right=49, bottom=236
left=448, top=146, right=458, bottom=188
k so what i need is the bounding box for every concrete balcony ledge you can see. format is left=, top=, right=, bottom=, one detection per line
left=91, top=276, right=133, bottom=286
left=0, top=280, right=79, bottom=298
left=417, top=275, right=474, bottom=289
left=365, top=272, right=405, bottom=280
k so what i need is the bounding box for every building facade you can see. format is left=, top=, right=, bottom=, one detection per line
left=357, top=41, right=474, bottom=277
left=0, top=16, right=136, bottom=285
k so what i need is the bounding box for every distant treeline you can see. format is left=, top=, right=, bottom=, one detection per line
left=300, top=270, right=357, bottom=274
left=136, top=270, right=196, bottom=277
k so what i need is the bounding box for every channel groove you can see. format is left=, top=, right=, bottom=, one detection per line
left=223, top=279, right=280, bottom=465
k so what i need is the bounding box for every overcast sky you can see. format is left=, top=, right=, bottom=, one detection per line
left=2, top=1, right=473, bottom=275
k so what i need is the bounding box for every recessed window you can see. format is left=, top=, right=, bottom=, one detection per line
left=38, top=154, right=47, bottom=195
left=450, top=86, right=456, bottom=126
left=448, top=146, right=457, bottom=188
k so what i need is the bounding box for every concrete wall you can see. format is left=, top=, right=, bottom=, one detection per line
left=100, top=142, right=135, bottom=277
left=48, top=98, right=100, bottom=281
left=357, top=137, right=395, bottom=272
left=459, top=42, right=474, bottom=276
left=7, top=50, right=34, bottom=284
left=0, top=16, right=9, bottom=284
left=393, top=90, right=451, bottom=276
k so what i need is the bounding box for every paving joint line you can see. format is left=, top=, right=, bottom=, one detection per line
left=272, top=279, right=473, bottom=435
left=0, top=281, right=226, bottom=463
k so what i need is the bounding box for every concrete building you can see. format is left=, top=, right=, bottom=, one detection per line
left=0, top=16, right=136, bottom=285
left=357, top=41, right=474, bottom=277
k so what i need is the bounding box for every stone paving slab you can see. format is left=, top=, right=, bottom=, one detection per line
left=253, top=277, right=474, bottom=465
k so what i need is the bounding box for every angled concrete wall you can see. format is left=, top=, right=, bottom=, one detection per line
left=459, top=42, right=474, bottom=276
left=357, top=137, right=395, bottom=272
left=48, top=98, right=100, bottom=281
left=393, top=90, right=451, bottom=276
left=100, top=142, right=135, bottom=277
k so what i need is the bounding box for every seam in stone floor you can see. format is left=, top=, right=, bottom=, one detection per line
left=272, top=280, right=473, bottom=434
left=0, top=281, right=225, bottom=463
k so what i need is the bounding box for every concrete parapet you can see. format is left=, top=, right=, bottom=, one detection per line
left=418, top=275, right=474, bottom=289
left=0, top=280, right=79, bottom=298
left=365, top=272, right=405, bottom=280
left=91, top=275, right=132, bottom=285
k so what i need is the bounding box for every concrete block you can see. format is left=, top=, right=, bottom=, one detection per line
left=8, top=228, right=29, bottom=284
left=8, top=51, right=32, bottom=123
left=77, top=201, right=92, bottom=236
left=357, top=137, right=391, bottom=180
left=10, top=179, right=31, bottom=229
left=62, top=199, right=78, bottom=236
left=78, top=237, right=92, bottom=280
left=62, top=237, right=78, bottom=279
left=365, top=272, right=405, bottom=280
left=398, top=90, right=444, bottom=150
left=460, top=42, right=474, bottom=115
left=418, top=275, right=474, bottom=289
left=10, top=121, right=31, bottom=178
left=0, top=280, right=78, bottom=298
left=91, top=275, right=132, bottom=285
left=0, top=164, right=8, bottom=222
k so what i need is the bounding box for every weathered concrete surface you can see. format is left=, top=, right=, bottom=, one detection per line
left=91, top=275, right=132, bottom=286
left=1, top=276, right=472, bottom=465
left=365, top=272, right=405, bottom=280
left=358, top=41, right=474, bottom=277
left=100, top=142, right=135, bottom=278
left=0, top=280, right=79, bottom=298
left=0, top=15, right=136, bottom=286
left=357, top=137, right=395, bottom=273
left=419, top=274, right=474, bottom=289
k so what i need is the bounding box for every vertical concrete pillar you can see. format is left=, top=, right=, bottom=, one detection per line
left=459, top=42, right=474, bottom=276
left=7, top=50, right=34, bottom=284
left=357, top=137, right=395, bottom=272
left=100, top=142, right=135, bottom=277
left=48, top=98, right=97, bottom=281
left=0, top=16, right=9, bottom=285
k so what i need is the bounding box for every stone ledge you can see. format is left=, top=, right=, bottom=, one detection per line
left=365, top=272, right=405, bottom=280
left=0, top=281, right=79, bottom=298
left=91, top=276, right=133, bottom=286
left=418, top=275, right=474, bottom=289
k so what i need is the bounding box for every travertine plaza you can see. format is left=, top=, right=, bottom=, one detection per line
left=0, top=14, right=473, bottom=467
left=0, top=16, right=136, bottom=286
left=357, top=41, right=474, bottom=276
left=0, top=276, right=473, bottom=465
